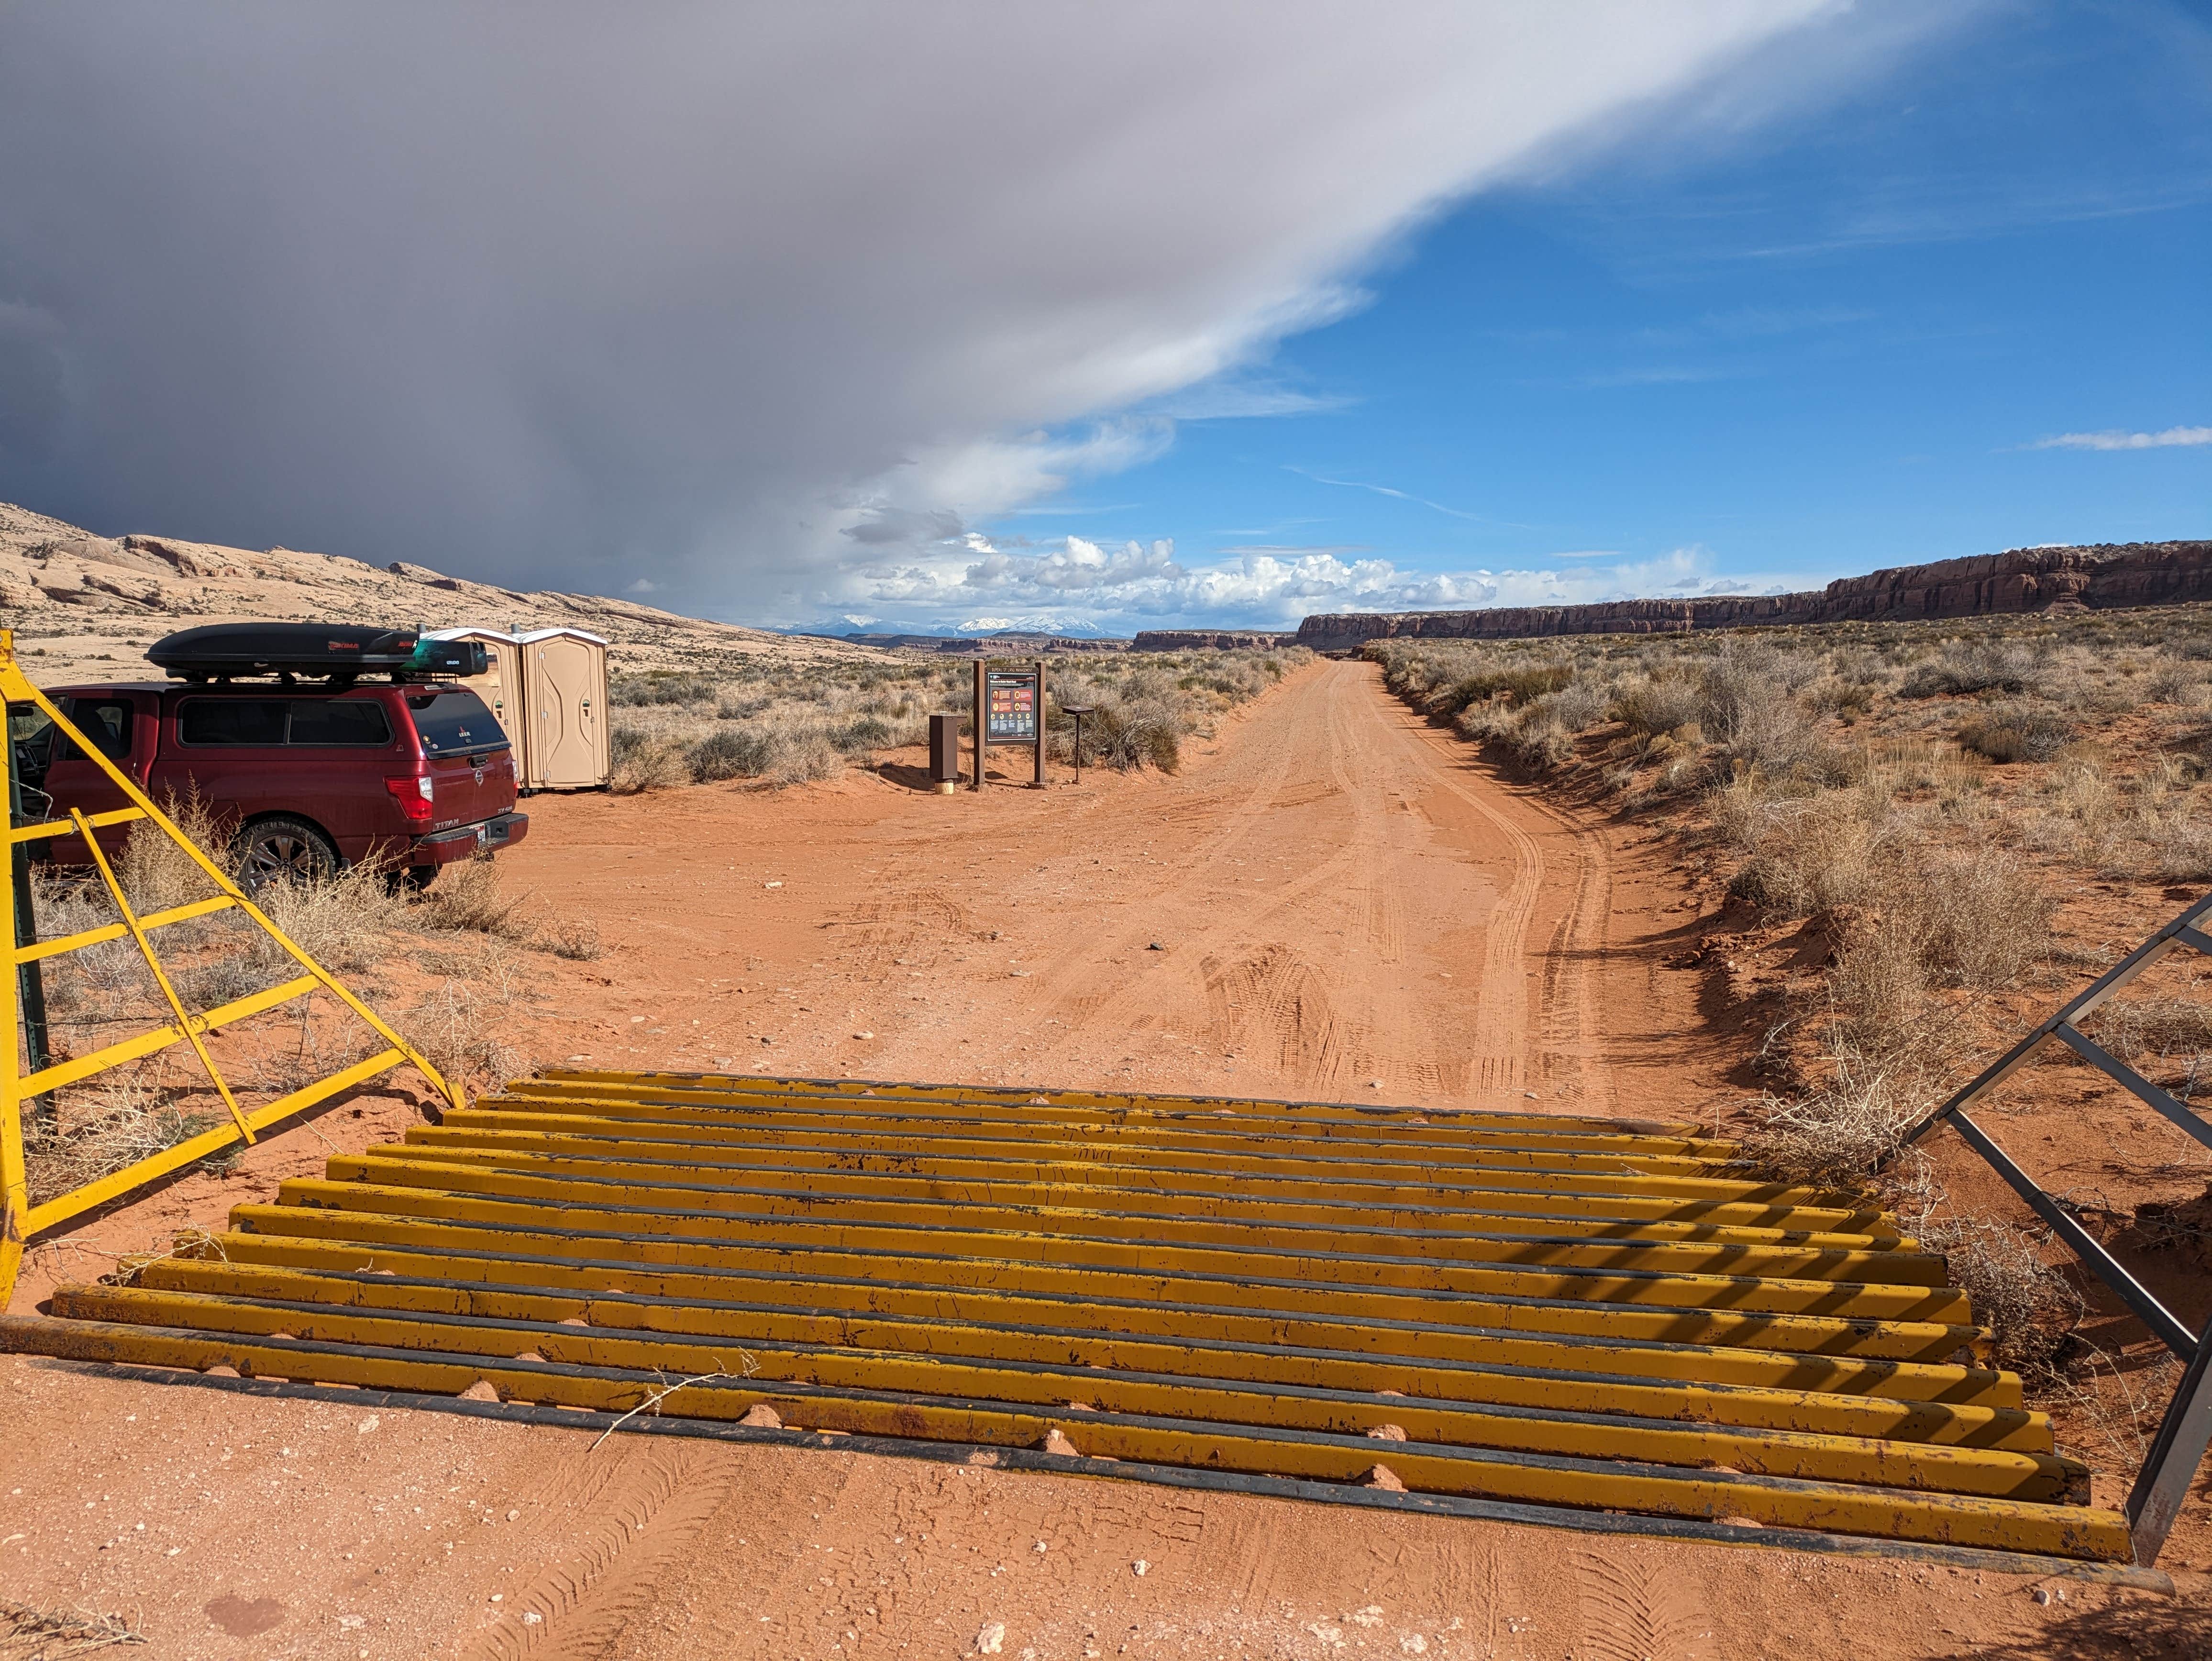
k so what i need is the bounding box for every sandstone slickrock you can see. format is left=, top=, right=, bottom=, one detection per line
left=1295, top=540, right=2212, bottom=650
left=1, top=499, right=881, bottom=684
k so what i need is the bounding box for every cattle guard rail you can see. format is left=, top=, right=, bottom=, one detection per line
left=1886, top=889, right=2212, bottom=1568
left=2, top=628, right=462, bottom=1307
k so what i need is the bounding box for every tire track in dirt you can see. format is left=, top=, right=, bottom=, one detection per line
left=455, top=1444, right=736, bottom=1661
left=1364, top=689, right=1547, bottom=1100
left=996, top=660, right=1615, bottom=1105
left=1570, top=1547, right=1718, bottom=1661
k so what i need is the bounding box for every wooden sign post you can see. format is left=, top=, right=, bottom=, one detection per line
left=973, top=658, right=1048, bottom=790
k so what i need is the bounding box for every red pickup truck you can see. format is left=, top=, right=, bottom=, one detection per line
left=15, top=678, right=528, bottom=890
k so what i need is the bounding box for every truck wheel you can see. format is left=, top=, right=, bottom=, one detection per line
left=232, top=816, right=340, bottom=893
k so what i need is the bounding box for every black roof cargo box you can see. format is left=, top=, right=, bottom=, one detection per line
left=146, top=622, right=487, bottom=682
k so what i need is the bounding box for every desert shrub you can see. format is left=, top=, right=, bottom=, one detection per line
left=538, top=918, right=604, bottom=961
left=1613, top=675, right=1704, bottom=736
left=2085, top=997, right=2212, bottom=1068
left=611, top=671, right=718, bottom=706
left=836, top=715, right=896, bottom=752
left=1540, top=681, right=1610, bottom=733
left=686, top=725, right=776, bottom=782
left=1958, top=704, right=2072, bottom=763
left=1907, top=845, right=2053, bottom=988
left=22, top=1071, right=223, bottom=1205
left=1914, top=1213, right=2083, bottom=1375
left=251, top=859, right=408, bottom=974
left=609, top=727, right=691, bottom=793
left=114, top=788, right=231, bottom=915
left=2142, top=661, right=2205, bottom=704
left=413, top=858, right=531, bottom=939
left=1083, top=696, right=1183, bottom=772
left=770, top=732, right=843, bottom=784
left=176, top=948, right=264, bottom=1012
left=1826, top=914, right=1935, bottom=1056
left=1722, top=789, right=1893, bottom=913
left=1736, top=1066, right=1923, bottom=1186
left=1899, top=642, right=2044, bottom=699
left=2151, top=816, right=2212, bottom=881
left=1428, top=662, right=1574, bottom=717
left=404, top=968, right=526, bottom=1096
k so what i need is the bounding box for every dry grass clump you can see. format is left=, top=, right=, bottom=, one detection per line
left=405, top=964, right=528, bottom=1096
left=249, top=857, right=409, bottom=974
left=1957, top=702, right=2071, bottom=763
left=609, top=728, right=693, bottom=794
left=539, top=917, right=604, bottom=961
left=1734, top=1063, right=1924, bottom=1186
left=1737, top=1078, right=2086, bottom=1373
left=0, top=1597, right=147, bottom=1656
left=1897, top=641, right=2045, bottom=699
left=1913, top=1211, right=2085, bottom=1375
left=414, top=858, right=531, bottom=938
left=21, top=1068, right=223, bottom=1202
left=113, top=787, right=231, bottom=916
left=2083, top=994, right=2212, bottom=1079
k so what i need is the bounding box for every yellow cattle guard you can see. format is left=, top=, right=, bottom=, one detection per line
left=0, top=1066, right=2136, bottom=1564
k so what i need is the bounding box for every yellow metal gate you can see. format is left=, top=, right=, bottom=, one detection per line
left=2, top=628, right=460, bottom=1303
left=0, top=1067, right=2132, bottom=1563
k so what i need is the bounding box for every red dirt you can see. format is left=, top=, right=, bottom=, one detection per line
left=3, top=660, right=2203, bottom=1658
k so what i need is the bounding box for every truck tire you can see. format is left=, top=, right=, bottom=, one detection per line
left=232, top=815, right=340, bottom=893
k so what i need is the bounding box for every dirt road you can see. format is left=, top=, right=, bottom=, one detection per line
left=0, top=661, right=2180, bottom=1660
left=510, top=657, right=1723, bottom=1122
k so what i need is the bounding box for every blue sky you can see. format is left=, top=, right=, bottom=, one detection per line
left=3, top=4, right=2204, bottom=635
left=945, top=2, right=2212, bottom=633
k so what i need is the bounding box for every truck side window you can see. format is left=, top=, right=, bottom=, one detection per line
left=288, top=699, right=393, bottom=746
left=53, top=698, right=135, bottom=761
left=178, top=698, right=288, bottom=746
left=8, top=702, right=56, bottom=788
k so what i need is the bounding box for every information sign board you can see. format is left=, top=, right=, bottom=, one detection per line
left=985, top=671, right=1038, bottom=745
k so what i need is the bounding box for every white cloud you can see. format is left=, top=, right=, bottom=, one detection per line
left=0, top=0, right=1868, bottom=625
left=824, top=532, right=1776, bottom=634
left=2028, top=426, right=2212, bottom=452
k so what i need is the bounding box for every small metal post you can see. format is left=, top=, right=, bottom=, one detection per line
left=1033, top=659, right=1047, bottom=788
left=1062, top=706, right=1094, bottom=785
left=971, top=658, right=986, bottom=792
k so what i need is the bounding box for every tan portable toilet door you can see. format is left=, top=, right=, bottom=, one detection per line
left=529, top=634, right=608, bottom=788
left=472, top=636, right=524, bottom=748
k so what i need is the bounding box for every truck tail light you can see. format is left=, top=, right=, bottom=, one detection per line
left=384, top=774, right=435, bottom=824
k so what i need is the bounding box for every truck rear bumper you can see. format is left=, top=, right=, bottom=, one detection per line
left=410, top=811, right=528, bottom=867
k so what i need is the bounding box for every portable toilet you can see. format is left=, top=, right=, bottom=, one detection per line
left=423, top=627, right=524, bottom=746
left=517, top=627, right=610, bottom=789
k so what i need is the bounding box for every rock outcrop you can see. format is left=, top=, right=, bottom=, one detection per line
left=823, top=632, right=1132, bottom=654
left=0, top=500, right=879, bottom=685
left=1296, top=541, right=2212, bottom=651
left=1130, top=629, right=1295, bottom=651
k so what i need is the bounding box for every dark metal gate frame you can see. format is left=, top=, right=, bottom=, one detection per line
left=1885, top=890, right=2212, bottom=1568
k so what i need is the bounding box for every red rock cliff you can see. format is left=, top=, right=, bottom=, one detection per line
left=1295, top=540, right=2212, bottom=650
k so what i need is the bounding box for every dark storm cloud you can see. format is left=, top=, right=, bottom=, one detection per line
left=0, top=2, right=1869, bottom=621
